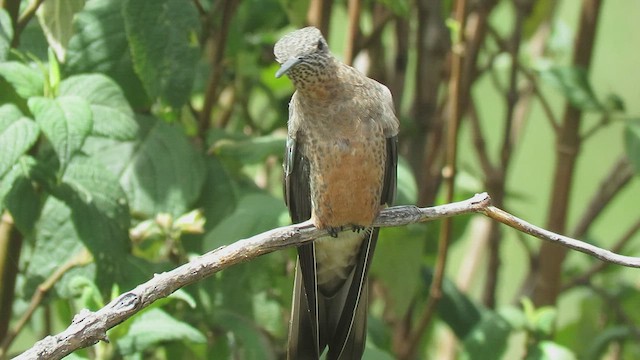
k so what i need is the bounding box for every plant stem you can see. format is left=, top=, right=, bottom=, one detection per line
left=0, top=213, right=21, bottom=346
left=534, top=0, right=603, bottom=306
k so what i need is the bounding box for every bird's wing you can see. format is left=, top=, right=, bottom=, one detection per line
left=285, top=127, right=322, bottom=359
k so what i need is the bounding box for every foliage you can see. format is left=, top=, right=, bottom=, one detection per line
left=1, top=0, right=639, bottom=359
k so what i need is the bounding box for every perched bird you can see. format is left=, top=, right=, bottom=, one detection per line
left=275, top=27, right=399, bottom=360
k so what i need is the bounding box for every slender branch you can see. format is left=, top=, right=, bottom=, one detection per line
left=0, top=250, right=92, bottom=358
left=411, top=0, right=450, bottom=207
left=0, top=212, right=20, bottom=345
left=580, top=114, right=610, bottom=141
left=11, top=0, right=46, bottom=47
left=572, top=157, right=635, bottom=238
left=199, top=0, right=239, bottom=141
left=468, top=97, right=495, bottom=176
left=399, top=0, right=469, bottom=358
left=191, top=0, right=206, bottom=17
left=535, top=0, right=603, bottom=306
left=486, top=25, right=561, bottom=133
left=306, top=0, right=332, bottom=36
left=353, top=9, right=394, bottom=56
left=343, top=0, right=360, bottom=66
left=12, top=192, right=640, bottom=360
left=482, top=205, right=640, bottom=267
left=564, top=218, right=640, bottom=290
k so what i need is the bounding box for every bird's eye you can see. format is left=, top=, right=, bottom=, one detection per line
left=317, top=40, right=324, bottom=50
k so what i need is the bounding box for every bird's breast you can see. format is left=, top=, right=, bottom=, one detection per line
left=304, top=124, right=386, bottom=230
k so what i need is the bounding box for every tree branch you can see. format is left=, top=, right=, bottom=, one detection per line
left=12, top=192, right=640, bottom=360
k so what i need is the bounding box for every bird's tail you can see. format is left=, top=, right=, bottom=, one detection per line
left=287, top=229, right=378, bottom=360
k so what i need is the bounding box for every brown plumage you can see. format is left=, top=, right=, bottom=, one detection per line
left=275, top=27, right=399, bottom=360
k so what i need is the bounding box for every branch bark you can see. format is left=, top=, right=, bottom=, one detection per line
left=12, top=192, right=640, bottom=360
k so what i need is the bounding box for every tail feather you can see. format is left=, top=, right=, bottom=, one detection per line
left=287, top=229, right=378, bottom=360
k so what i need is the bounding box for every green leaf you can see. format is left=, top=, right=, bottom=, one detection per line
left=583, top=326, right=631, bottom=360
left=4, top=160, right=42, bottom=234
left=461, top=311, right=513, bottom=360
left=22, top=196, right=95, bottom=300
left=276, top=0, right=310, bottom=27
left=371, top=225, right=425, bottom=316
left=362, top=342, right=395, bottom=360
left=59, top=74, right=138, bottom=139
left=539, top=67, right=603, bottom=112
left=61, top=156, right=130, bottom=231
left=526, top=341, right=576, bottom=360
left=52, top=155, right=133, bottom=290
left=0, top=62, right=45, bottom=98
left=523, top=0, right=554, bottom=38
left=65, top=0, right=149, bottom=108
left=0, top=105, right=39, bottom=179
left=376, top=0, right=410, bottom=16
left=421, top=267, right=483, bottom=339
left=123, top=0, right=200, bottom=108
left=37, top=0, right=86, bottom=61
left=624, top=119, right=640, bottom=174
left=199, top=157, right=239, bottom=230
left=28, top=96, right=93, bottom=172
left=533, top=307, right=557, bottom=337
left=214, top=310, right=276, bottom=360
left=0, top=9, right=12, bottom=60
left=117, top=308, right=206, bottom=355
left=204, top=193, right=286, bottom=249
left=83, top=115, right=206, bottom=217
left=211, top=134, right=286, bottom=165
left=396, top=156, right=418, bottom=205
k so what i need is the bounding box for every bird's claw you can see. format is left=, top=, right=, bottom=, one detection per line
left=351, top=225, right=365, bottom=233
left=327, top=227, right=341, bottom=238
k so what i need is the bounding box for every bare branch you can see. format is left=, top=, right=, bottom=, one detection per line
left=482, top=205, right=640, bottom=268
left=12, top=192, right=640, bottom=360
left=564, top=218, right=640, bottom=290
left=572, top=156, right=634, bottom=238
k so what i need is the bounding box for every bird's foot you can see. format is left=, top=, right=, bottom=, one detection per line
left=351, top=225, right=365, bottom=233
left=327, top=226, right=342, bottom=238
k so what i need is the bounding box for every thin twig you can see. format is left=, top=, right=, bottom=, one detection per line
left=343, top=0, right=360, bottom=66
left=486, top=25, right=561, bottom=132
left=9, top=0, right=46, bottom=47
left=0, top=250, right=92, bottom=358
left=199, top=0, right=239, bottom=140
left=399, top=0, right=469, bottom=358
left=482, top=205, right=640, bottom=267
left=580, top=114, right=611, bottom=141
left=0, top=212, right=20, bottom=346
left=191, top=0, right=206, bottom=17
left=572, top=157, right=635, bottom=238
left=467, top=99, right=495, bottom=176
left=535, top=0, right=603, bottom=306
left=564, top=218, right=640, bottom=290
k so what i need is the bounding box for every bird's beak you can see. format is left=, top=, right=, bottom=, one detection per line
left=276, top=57, right=302, bottom=78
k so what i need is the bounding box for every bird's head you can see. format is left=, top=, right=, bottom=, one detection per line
left=274, top=27, right=333, bottom=81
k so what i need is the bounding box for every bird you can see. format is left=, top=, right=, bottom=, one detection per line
left=274, top=27, right=399, bottom=360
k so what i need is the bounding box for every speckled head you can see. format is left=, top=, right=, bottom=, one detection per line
left=274, top=27, right=333, bottom=82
